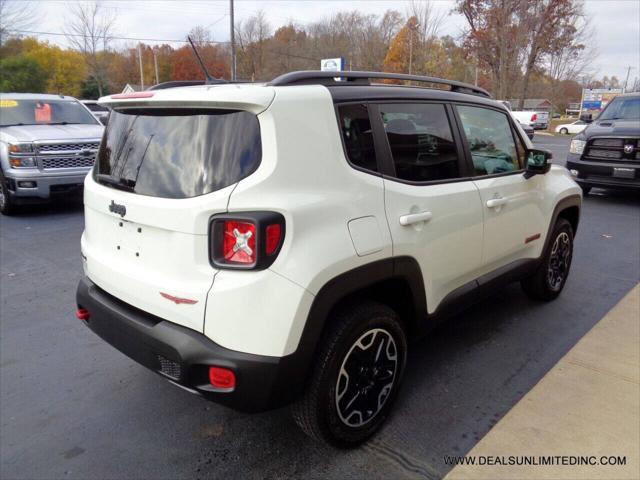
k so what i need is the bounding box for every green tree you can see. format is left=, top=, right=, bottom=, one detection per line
left=0, top=56, right=46, bottom=92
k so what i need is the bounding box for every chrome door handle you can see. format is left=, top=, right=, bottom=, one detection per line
left=486, top=197, right=508, bottom=209
left=399, top=211, right=432, bottom=226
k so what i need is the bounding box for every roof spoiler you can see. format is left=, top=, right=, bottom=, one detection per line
left=267, top=71, right=491, bottom=98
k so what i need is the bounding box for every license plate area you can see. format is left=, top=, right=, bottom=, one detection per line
left=613, top=167, right=635, bottom=179
left=116, top=219, right=141, bottom=257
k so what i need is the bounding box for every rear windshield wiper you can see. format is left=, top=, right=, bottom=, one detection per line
left=96, top=174, right=136, bottom=192
left=44, top=122, right=81, bottom=125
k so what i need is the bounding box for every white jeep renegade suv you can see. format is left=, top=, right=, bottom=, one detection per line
left=76, top=71, right=581, bottom=447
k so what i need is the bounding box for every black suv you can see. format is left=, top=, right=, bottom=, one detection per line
left=567, top=92, right=640, bottom=194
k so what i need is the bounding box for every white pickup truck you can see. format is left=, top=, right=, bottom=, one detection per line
left=499, top=101, right=549, bottom=130
left=511, top=110, right=549, bottom=130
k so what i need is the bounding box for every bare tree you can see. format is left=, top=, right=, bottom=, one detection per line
left=188, top=25, right=213, bottom=47
left=406, top=0, right=445, bottom=43
left=65, top=1, right=116, bottom=96
left=0, top=0, right=39, bottom=44
left=236, top=11, right=271, bottom=80
left=515, top=0, right=584, bottom=110
left=545, top=13, right=595, bottom=84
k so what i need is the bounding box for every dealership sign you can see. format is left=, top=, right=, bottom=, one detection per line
left=581, top=88, right=623, bottom=113
left=320, top=58, right=345, bottom=72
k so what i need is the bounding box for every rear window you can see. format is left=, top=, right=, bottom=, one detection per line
left=94, top=108, right=261, bottom=199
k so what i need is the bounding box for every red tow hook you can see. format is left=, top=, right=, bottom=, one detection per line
left=75, top=308, right=91, bottom=321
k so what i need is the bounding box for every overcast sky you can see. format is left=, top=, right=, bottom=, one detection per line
left=26, top=0, right=640, bottom=85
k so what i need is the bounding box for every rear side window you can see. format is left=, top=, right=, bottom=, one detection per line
left=378, top=103, right=459, bottom=182
left=95, top=108, right=261, bottom=199
left=337, top=104, right=378, bottom=172
left=456, top=106, right=522, bottom=176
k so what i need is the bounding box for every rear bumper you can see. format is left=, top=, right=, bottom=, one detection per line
left=5, top=171, right=88, bottom=199
left=76, top=276, right=305, bottom=412
left=567, top=157, right=640, bottom=190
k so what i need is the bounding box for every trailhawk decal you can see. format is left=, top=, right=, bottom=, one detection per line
left=159, top=292, right=199, bottom=305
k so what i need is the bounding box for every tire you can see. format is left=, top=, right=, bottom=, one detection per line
left=0, top=172, right=16, bottom=216
left=292, top=301, right=407, bottom=447
left=521, top=218, right=574, bottom=301
left=560, top=128, right=568, bottom=135
left=580, top=184, right=591, bottom=195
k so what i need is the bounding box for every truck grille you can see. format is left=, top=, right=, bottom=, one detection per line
left=585, top=138, right=639, bottom=162
left=38, top=142, right=100, bottom=153
left=41, top=156, right=95, bottom=169
left=36, top=141, right=99, bottom=170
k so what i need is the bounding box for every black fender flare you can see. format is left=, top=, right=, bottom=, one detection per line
left=541, top=194, right=581, bottom=254
left=285, top=256, right=426, bottom=396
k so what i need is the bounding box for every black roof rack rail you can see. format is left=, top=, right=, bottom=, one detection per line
left=267, top=70, right=491, bottom=98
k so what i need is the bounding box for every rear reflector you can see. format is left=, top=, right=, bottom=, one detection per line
left=75, top=308, right=90, bottom=321
left=265, top=223, right=282, bottom=255
left=209, top=367, right=236, bottom=389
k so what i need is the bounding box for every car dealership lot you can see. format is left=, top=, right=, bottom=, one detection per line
left=1, top=136, right=638, bottom=479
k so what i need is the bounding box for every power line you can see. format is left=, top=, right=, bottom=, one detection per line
left=12, top=28, right=323, bottom=63
left=12, top=29, right=230, bottom=45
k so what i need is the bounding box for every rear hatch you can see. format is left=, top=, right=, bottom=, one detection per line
left=82, top=87, right=271, bottom=333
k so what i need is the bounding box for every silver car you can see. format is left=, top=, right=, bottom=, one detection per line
left=0, top=93, right=104, bottom=215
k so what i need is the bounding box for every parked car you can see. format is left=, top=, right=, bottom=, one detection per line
left=0, top=93, right=104, bottom=215
left=519, top=121, right=535, bottom=140
left=76, top=71, right=581, bottom=447
left=555, top=120, right=587, bottom=135
left=81, top=99, right=110, bottom=125
left=510, top=110, right=549, bottom=130
left=567, top=92, right=640, bottom=194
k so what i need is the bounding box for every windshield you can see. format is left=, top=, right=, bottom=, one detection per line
left=598, top=96, right=640, bottom=121
left=94, top=108, right=262, bottom=199
left=0, top=98, right=99, bottom=127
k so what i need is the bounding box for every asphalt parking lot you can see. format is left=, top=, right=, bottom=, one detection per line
left=1, top=135, right=638, bottom=480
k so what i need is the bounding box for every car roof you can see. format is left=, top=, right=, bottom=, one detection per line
left=0, top=92, right=77, bottom=101
left=327, top=84, right=505, bottom=109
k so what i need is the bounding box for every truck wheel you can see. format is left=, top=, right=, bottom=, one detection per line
left=292, top=301, right=407, bottom=447
left=580, top=184, right=591, bottom=195
left=521, top=218, right=574, bottom=301
left=0, top=172, right=16, bottom=216
left=560, top=128, right=568, bottom=135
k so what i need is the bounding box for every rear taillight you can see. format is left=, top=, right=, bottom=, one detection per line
left=531, top=113, right=537, bottom=122
left=76, top=308, right=90, bottom=321
left=222, top=220, right=256, bottom=264
left=210, top=212, right=285, bottom=270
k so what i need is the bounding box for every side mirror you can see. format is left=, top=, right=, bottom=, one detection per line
left=524, top=148, right=552, bottom=179
left=579, top=112, right=593, bottom=123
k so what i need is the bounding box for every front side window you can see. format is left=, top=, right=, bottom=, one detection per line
left=0, top=98, right=100, bottom=127
left=456, top=105, right=522, bottom=176
left=379, top=103, right=459, bottom=182
left=95, top=108, right=261, bottom=199
left=337, top=104, right=378, bottom=172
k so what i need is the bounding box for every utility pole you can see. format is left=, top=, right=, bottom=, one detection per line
left=230, top=0, right=236, bottom=81
left=408, top=26, right=413, bottom=75
left=137, top=43, right=144, bottom=90
left=623, top=66, right=633, bottom=92
left=152, top=47, right=159, bottom=85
